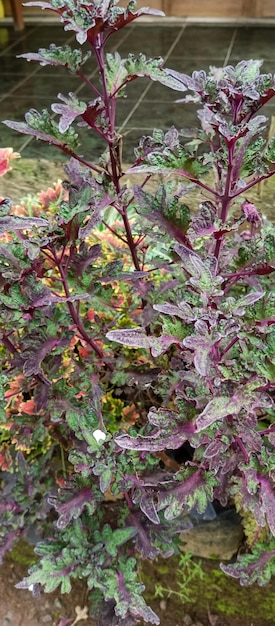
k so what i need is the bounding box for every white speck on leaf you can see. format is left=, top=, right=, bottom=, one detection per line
left=93, top=429, right=106, bottom=443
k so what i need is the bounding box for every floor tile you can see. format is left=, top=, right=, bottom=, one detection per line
left=0, top=53, right=39, bottom=75
left=116, top=99, right=198, bottom=132
left=0, top=95, right=54, bottom=118
left=1, top=22, right=275, bottom=164
left=1, top=72, right=32, bottom=93
left=230, top=27, right=275, bottom=61
left=9, top=74, right=86, bottom=98
left=0, top=26, right=38, bottom=52
left=112, top=25, right=183, bottom=58
left=171, top=26, right=235, bottom=60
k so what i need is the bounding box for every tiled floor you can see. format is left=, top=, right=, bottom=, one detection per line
left=1, top=22, right=275, bottom=162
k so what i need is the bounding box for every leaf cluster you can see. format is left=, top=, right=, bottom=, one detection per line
left=0, top=3, right=275, bottom=625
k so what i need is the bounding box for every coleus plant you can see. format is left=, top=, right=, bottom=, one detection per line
left=0, top=1, right=275, bottom=624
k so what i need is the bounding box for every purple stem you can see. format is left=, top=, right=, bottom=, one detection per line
left=76, top=69, right=102, bottom=98
left=259, top=426, right=275, bottom=435
left=214, top=143, right=235, bottom=260
left=173, top=169, right=220, bottom=198
left=2, top=335, right=18, bottom=354
left=235, top=436, right=250, bottom=463
left=101, top=220, right=128, bottom=244
left=220, top=336, right=239, bottom=358
left=93, top=36, right=142, bottom=273
left=58, top=145, right=103, bottom=175
left=53, top=250, right=113, bottom=369
left=231, top=167, right=275, bottom=199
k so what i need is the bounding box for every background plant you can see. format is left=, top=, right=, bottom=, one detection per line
left=153, top=551, right=205, bottom=604
left=0, top=1, right=274, bottom=625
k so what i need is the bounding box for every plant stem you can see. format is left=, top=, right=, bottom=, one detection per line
left=101, top=220, right=128, bottom=244
left=231, top=167, right=275, bottom=199
left=235, top=436, right=250, bottom=463
left=220, top=336, right=239, bottom=358
left=173, top=169, right=221, bottom=198
left=59, top=145, right=103, bottom=175
left=2, top=335, right=18, bottom=354
left=53, top=250, right=113, bottom=369
left=214, top=143, right=234, bottom=260
left=94, top=35, right=142, bottom=274
left=77, top=70, right=102, bottom=97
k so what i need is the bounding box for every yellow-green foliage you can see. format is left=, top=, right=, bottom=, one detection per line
left=234, top=494, right=269, bottom=548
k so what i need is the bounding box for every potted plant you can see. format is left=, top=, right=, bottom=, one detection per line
left=0, top=2, right=274, bottom=624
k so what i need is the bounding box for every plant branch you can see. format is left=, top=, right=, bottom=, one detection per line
left=1, top=335, right=18, bottom=355
left=173, top=169, right=220, bottom=198
left=58, top=145, right=103, bottom=175
left=101, top=220, right=128, bottom=245
left=76, top=70, right=102, bottom=97
left=52, top=250, right=113, bottom=368
left=214, top=143, right=234, bottom=260
left=220, top=336, right=239, bottom=358
left=231, top=168, right=275, bottom=199
left=235, top=436, right=250, bottom=463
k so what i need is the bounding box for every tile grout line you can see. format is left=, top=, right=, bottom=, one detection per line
left=0, top=32, right=78, bottom=104
left=223, top=27, right=237, bottom=67
left=0, top=25, right=39, bottom=57
left=118, top=24, right=187, bottom=133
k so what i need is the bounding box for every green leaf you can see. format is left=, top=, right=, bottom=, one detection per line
left=196, top=395, right=243, bottom=431
left=19, top=45, right=91, bottom=72
left=99, top=468, right=112, bottom=493
left=4, top=109, right=79, bottom=151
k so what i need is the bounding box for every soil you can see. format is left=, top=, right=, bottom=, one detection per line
left=1, top=547, right=275, bottom=626
left=0, top=158, right=274, bottom=626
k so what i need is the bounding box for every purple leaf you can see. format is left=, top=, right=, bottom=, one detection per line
left=153, top=301, right=195, bottom=322
left=258, top=477, right=275, bottom=535
left=196, top=395, right=244, bottom=431
left=139, top=493, right=160, bottom=525
left=103, top=7, right=165, bottom=39
left=183, top=334, right=213, bottom=376
left=48, top=487, right=95, bottom=529
left=51, top=93, right=86, bottom=132
left=221, top=546, right=275, bottom=586
left=174, top=243, right=206, bottom=277
left=190, top=201, right=217, bottom=237
left=23, top=1, right=54, bottom=8
left=31, top=292, right=90, bottom=308
left=241, top=200, right=262, bottom=224
left=237, top=426, right=262, bottom=453
left=106, top=328, right=149, bottom=352
left=233, top=291, right=265, bottom=315
left=79, top=196, right=112, bottom=239
left=23, top=337, right=63, bottom=377
left=204, top=439, right=229, bottom=458
left=18, top=45, right=91, bottom=72
left=3, top=119, right=75, bottom=149
left=106, top=328, right=178, bottom=357
left=115, top=432, right=182, bottom=452
left=0, top=215, right=48, bottom=235
left=115, top=417, right=194, bottom=452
